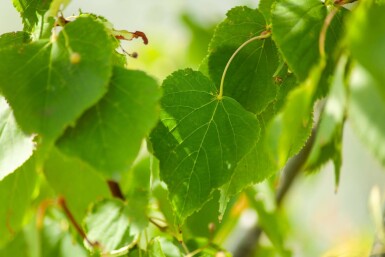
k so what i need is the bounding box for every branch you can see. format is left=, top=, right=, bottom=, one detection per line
left=233, top=128, right=317, bottom=257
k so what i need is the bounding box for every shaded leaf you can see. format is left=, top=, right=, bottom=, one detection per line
left=57, top=67, right=161, bottom=175
left=208, top=7, right=278, bottom=113
left=271, top=0, right=325, bottom=81
left=43, top=148, right=111, bottom=224
left=0, top=156, right=37, bottom=246
left=0, top=32, right=30, bottom=49
left=348, top=64, right=385, bottom=167
left=0, top=97, right=34, bottom=180
left=0, top=17, right=113, bottom=143
left=150, top=69, right=260, bottom=224
left=259, top=0, right=276, bottom=22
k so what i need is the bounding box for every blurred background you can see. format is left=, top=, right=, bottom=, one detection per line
left=1, top=1, right=385, bottom=256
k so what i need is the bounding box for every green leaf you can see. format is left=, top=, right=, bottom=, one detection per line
left=259, top=0, right=276, bottom=22
left=266, top=60, right=325, bottom=167
left=0, top=97, right=34, bottom=180
left=347, top=1, right=385, bottom=97
left=148, top=237, right=183, bottom=257
left=12, top=0, right=53, bottom=31
left=271, top=0, right=325, bottom=81
left=0, top=156, right=37, bottom=246
left=120, top=156, right=152, bottom=234
left=150, top=69, right=260, bottom=224
left=208, top=7, right=278, bottom=113
left=57, top=67, right=160, bottom=175
left=0, top=17, right=114, bottom=143
left=348, top=64, right=385, bottom=167
left=43, top=148, right=111, bottom=224
left=0, top=32, right=30, bottom=49
left=84, top=199, right=138, bottom=254
left=306, top=56, right=348, bottom=188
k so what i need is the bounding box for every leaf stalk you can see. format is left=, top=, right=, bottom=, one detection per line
left=217, top=31, right=271, bottom=100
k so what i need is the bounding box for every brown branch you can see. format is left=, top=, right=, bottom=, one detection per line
left=233, top=128, right=317, bottom=257
left=58, top=197, right=98, bottom=247
left=107, top=180, right=125, bottom=200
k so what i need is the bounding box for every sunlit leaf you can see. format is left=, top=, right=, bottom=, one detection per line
left=12, top=0, right=53, bottom=31
left=0, top=97, right=34, bottom=180
left=0, top=17, right=114, bottom=143
left=84, top=199, right=137, bottom=254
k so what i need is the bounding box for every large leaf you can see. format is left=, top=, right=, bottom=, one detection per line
left=84, top=199, right=138, bottom=254
left=12, top=0, right=53, bottom=31
left=0, top=156, right=37, bottom=247
left=208, top=7, right=278, bottom=113
left=150, top=69, right=260, bottom=224
left=0, top=97, right=34, bottom=180
left=0, top=17, right=113, bottom=143
left=271, top=0, right=325, bottom=81
left=347, top=1, right=385, bottom=97
left=348, top=64, right=385, bottom=167
left=57, top=67, right=160, bottom=175
left=43, top=148, right=111, bottom=224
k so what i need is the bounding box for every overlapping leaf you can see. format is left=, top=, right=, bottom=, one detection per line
left=272, top=0, right=326, bottom=81
left=84, top=199, right=137, bottom=254
left=0, top=156, right=37, bottom=246
left=0, top=97, right=34, bottom=180
left=208, top=7, right=278, bottom=113
left=57, top=67, right=161, bottom=175
left=348, top=64, right=385, bottom=166
left=0, top=17, right=114, bottom=142
left=150, top=69, right=260, bottom=224
left=43, top=148, right=111, bottom=224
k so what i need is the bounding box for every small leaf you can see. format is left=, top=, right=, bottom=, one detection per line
left=348, top=64, right=385, bottom=167
left=150, top=69, right=260, bottom=224
left=0, top=156, right=37, bottom=246
left=12, top=0, right=53, bottom=31
left=84, top=199, right=138, bottom=254
left=120, top=156, right=152, bottom=234
left=57, top=67, right=161, bottom=175
left=266, top=60, right=325, bottom=167
left=43, top=148, right=111, bottom=224
left=306, top=56, right=348, bottom=188
left=148, top=237, right=183, bottom=257
left=208, top=7, right=278, bottom=113
left=347, top=1, right=385, bottom=97
left=0, top=17, right=114, bottom=143
left=0, top=97, right=34, bottom=180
